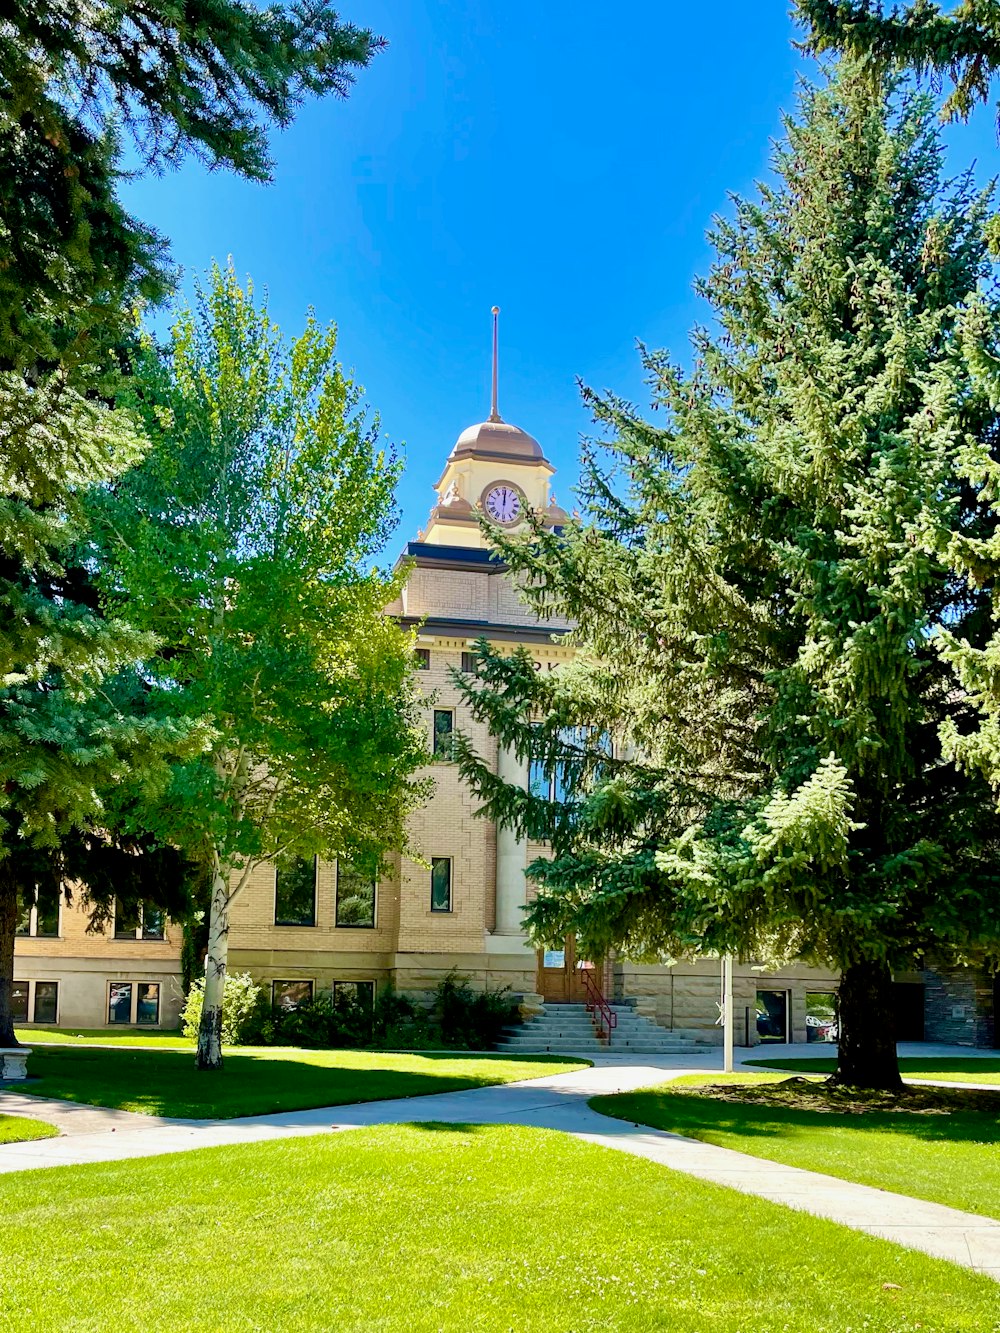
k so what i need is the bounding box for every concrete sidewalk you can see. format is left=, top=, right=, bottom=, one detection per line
left=3, top=1057, right=1000, bottom=1279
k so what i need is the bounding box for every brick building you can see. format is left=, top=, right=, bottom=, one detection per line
left=14, top=338, right=993, bottom=1045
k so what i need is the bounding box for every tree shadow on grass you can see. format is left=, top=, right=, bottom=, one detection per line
left=592, top=1086, right=1000, bottom=1148
left=18, top=1045, right=582, bottom=1120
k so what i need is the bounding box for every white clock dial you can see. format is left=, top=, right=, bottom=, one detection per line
left=484, top=485, right=522, bottom=525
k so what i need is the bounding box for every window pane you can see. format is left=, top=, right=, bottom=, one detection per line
left=274, top=856, right=316, bottom=926
left=141, top=905, right=165, bottom=940
left=806, top=991, right=838, bottom=1044
left=114, top=900, right=139, bottom=939
left=333, top=980, right=375, bottom=1010
left=15, top=892, right=30, bottom=936
left=430, top=857, right=452, bottom=912
left=414, top=648, right=430, bottom=670
left=272, top=980, right=313, bottom=1011
left=108, top=981, right=133, bottom=1024
left=755, top=989, right=788, bottom=1043
left=432, top=709, right=454, bottom=758
left=461, top=651, right=479, bottom=674
left=136, top=983, right=160, bottom=1025
left=33, top=982, right=58, bottom=1024
left=34, top=884, right=60, bottom=937
left=336, top=862, right=376, bottom=927
left=10, top=981, right=28, bottom=1023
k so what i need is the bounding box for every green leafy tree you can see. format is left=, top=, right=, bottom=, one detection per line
left=0, top=0, right=382, bottom=1050
left=91, top=262, right=429, bottom=1070
left=454, top=63, right=1000, bottom=1089
left=798, top=1, right=1000, bottom=127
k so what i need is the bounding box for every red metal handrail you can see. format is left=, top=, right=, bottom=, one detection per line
left=580, top=966, right=617, bottom=1045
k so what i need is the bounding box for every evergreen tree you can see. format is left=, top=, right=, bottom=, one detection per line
left=454, top=63, right=1000, bottom=1089
left=799, top=1, right=1000, bottom=128
left=0, top=0, right=381, bottom=366
left=91, top=263, right=428, bottom=1071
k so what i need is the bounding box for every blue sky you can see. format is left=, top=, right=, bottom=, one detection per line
left=120, top=1, right=1000, bottom=550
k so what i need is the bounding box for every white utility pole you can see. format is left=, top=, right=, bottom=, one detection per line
left=723, top=954, right=734, bottom=1073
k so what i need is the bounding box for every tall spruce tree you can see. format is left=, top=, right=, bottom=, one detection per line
left=91, top=263, right=428, bottom=1071
left=454, top=62, right=1000, bottom=1089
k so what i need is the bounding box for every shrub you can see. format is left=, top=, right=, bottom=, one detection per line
left=181, top=971, right=265, bottom=1045
left=433, top=971, right=519, bottom=1049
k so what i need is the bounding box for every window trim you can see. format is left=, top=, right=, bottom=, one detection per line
left=430, top=856, right=453, bottom=913
left=271, top=978, right=315, bottom=1011
left=335, top=861, right=377, bottom=929
left=273, top=855, right=318, bottom=928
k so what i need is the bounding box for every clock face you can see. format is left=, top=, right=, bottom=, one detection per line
left=484, top=484, right=523, bottom=525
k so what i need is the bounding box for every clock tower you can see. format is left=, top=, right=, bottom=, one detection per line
left=418, top=308, right=566, bottom=547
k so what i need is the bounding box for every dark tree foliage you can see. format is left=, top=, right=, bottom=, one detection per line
left=454, top=64, right=1000, bottom=1089
left=799, top=1, right=1000, bottom=127
left=0, top=0, right=382, bottom=368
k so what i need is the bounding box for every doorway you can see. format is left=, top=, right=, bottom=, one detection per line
left=755, top=989, right=789, bottom=1043
left=537, top=936, right=595, bottom=1003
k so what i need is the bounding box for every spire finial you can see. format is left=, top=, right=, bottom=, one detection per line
left=489, top=305, right=502, bottom=422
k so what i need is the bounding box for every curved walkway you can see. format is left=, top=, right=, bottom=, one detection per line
left=3, top=1058, right=1000, bottom=1280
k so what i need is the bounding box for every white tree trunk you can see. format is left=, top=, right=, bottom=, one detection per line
left=196, top=850, right=231, bottom=1071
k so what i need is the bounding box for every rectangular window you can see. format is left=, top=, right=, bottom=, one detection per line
left=272, top=979, right=313, bottom=1011
left=274, top=855, right=317, bottom=927
left=10, top=981, right=28, bottom=1023
left=108, top=981, right=133, bottom=1024
left=17, top=884, right=61, bottom=937
left=806, top=991, right=838, bottom=1044
left=755, top=989, right=789, bottom=1044
left=336, top=862, right=376, bottom=928
left=114, top=901, right=140, bottom=939
left=460, top=651, right=479, bottom=674
left=141, top=906, right=165, bottom=941
left=34, top=885, right=60, bottom=938
left=32, top=982, right=58, bottom=1024
left=136, top=982, right=160, bottom=1025
left=333, top=980, right=375, bottom=1010
left=433, top=709, right=454, bottom=759
left=414, top=648, right=430, bottom=670
left=430, top=857, right=452, bottom=913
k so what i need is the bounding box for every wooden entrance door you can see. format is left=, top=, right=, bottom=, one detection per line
left=537, top=936, right=595, bottom=1003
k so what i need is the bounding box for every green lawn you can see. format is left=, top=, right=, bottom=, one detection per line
left=1, top=1124, right=997, bottom=1332
left=752, top=1054, right=1000, bottom=1085
left=593, top=1073, right=1000, bottom=1220
left=17, top=1027, right=191, bottom=1048
left=20, top=1045, right=585, bottom=1119
left=0, top=1113, right=58, bottom=1145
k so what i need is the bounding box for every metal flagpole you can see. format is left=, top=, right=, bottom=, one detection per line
left=489, top=305, right=501, bottom=422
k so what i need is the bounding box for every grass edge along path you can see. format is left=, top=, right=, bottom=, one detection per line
left=1, top=1123, right=998, bottom=1332
left=17, top=1045, right=587, bottom=1119
left=592, top=1072, right=1000, bottom=1221
left=0, top=1113, right=59, bottom=1145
